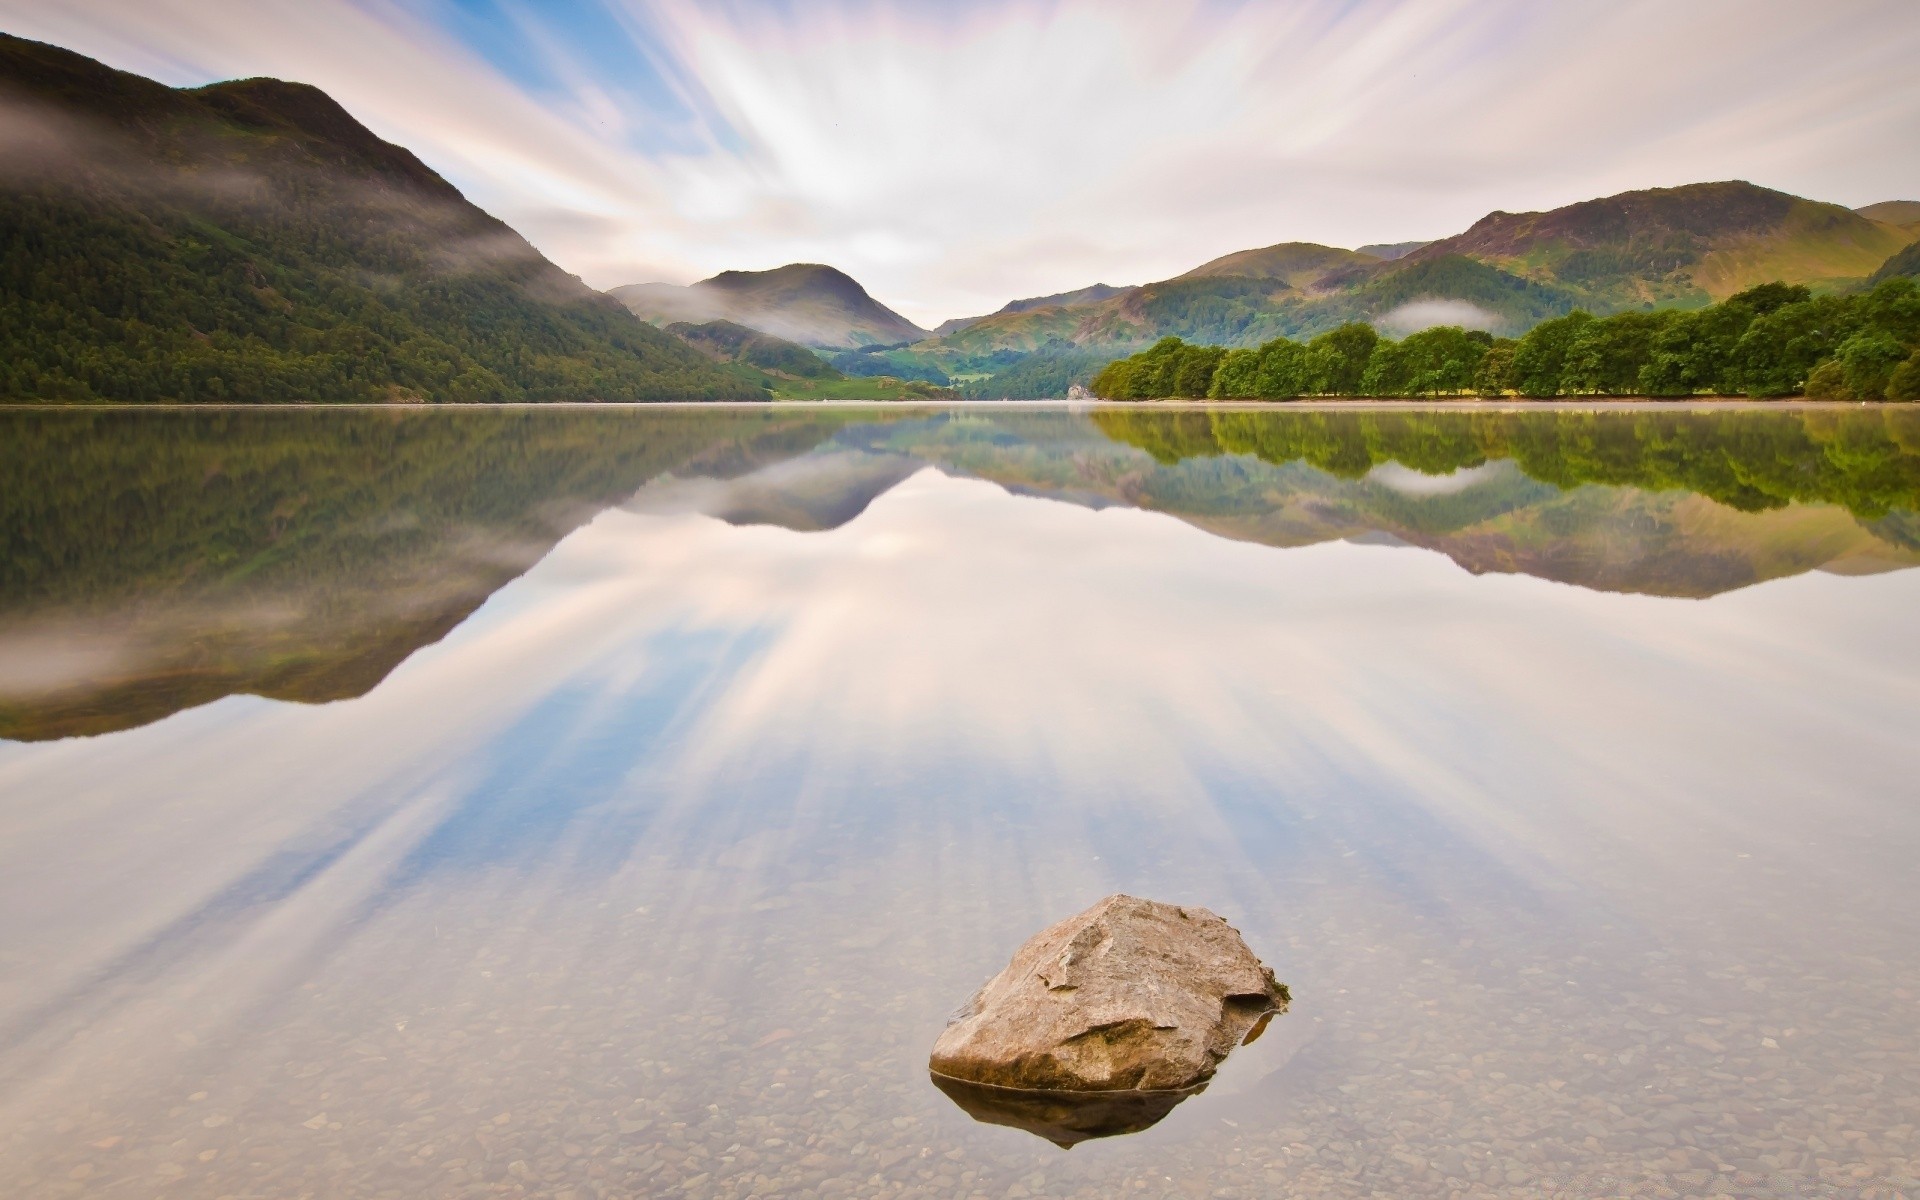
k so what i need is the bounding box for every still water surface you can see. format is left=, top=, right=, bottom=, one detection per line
left=2, top=405, right=1918, bottom=1198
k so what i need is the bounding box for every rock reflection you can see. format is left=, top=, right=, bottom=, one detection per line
left=929, top=1074, right=1206, bottom=1148
left=927, top=895, right=1290, bottom=1148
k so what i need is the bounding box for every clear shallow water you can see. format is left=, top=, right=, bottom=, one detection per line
left=2, top=405, right=1919, bottom=1199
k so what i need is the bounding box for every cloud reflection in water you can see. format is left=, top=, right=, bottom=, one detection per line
left=1, top=453, right=1918, bottom=1193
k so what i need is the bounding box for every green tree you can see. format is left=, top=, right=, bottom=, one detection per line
left=1171, top=344, right=1227, bottom=398
left=1396, top=326, right=1488, bottom=395
left=1209, top=348, right=1262, bottom=398
left=1359, top=339, right=1410, bottom=396
left=1511, top=311, right=1595, bottom=397
left=1828, top=331, right=1911, bottom=400
left=1475, top=339, right=1518, bottom=396
left=1726, top=281, right=1814, bottom=316
left=1304, top=323, right=1379, bottom=394
left=1563, top=311, right=1675, bottom=395
left=1888, top=350, right=1920, bottom=401
left=1255, top=338, right=1312, bottom=398
left=1733, top=296, right=1858, bottom=397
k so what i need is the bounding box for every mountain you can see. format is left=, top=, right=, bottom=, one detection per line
left=903, top=245, right=1567, bottom=390
left=1177, top=242, right=1378, bottom=286
left=1410, top=180, right=1917, bottom=307
left=912, top=182, right=1920, bottom=391
left=612, top=263, right=926, bottom=350
left=0, top=34, right=756, bottom=404
left=932, top=283, right=1133, bottom=336
left=1858, top=201, right=1920, bottom=233
left=919, top=305, right=1100, bottom=358
left=1063, top=249, right=1569, bottom=347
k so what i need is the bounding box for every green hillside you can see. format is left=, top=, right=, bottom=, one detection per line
left=1858, top=201, right=1920, bottom=233
left=959, top=342, right=1128, bottom=399
left=1417, top=181, right=1916, bottom=307
left=0, top=35, right=758, bottom=404
left=665, top=319, right=840, bottom=379
left=1176, top=241, right=1378, bottom=286
left=931, top=283, right=1130, bottom=336
left=660, top=319, right=951, bottom=400
left=1871, top=241, right=1920, bottom=285
left=920, top=305, right=1091, bottom=355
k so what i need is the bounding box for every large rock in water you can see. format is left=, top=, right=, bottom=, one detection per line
left=929, top=895, right=1288, bottom=1145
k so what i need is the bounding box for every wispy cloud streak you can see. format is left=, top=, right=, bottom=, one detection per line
left=1, top=0, right=1915, bottom=323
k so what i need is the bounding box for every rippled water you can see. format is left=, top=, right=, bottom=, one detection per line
left=3, top=404, right=1918, bottom=1199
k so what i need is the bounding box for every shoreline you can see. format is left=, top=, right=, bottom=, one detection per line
left=0, top=397, right=1906, bottom=413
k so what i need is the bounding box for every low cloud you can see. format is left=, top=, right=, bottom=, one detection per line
left=1374, top=299, right=1503, bottom=336
left=0, top=90, right=597, bottom=306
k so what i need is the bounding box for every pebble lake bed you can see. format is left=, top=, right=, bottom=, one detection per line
left=2, top=405, right=1918, bottom=1199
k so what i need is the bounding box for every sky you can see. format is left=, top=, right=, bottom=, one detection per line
left=3, top=0, right=1918, bottom=326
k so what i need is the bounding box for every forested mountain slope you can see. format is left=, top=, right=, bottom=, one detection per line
left=0, top=34, right=757, bottom=404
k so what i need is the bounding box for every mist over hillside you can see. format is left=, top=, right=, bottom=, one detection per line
left=611, top=264, right=926, bottom=351
left=0, top=34, right=758, bottom=404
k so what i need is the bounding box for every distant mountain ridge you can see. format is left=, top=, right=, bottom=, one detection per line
left=932, top=283, right=1134, bottom=336
left=0, top=34, right=757, bottom=404
left=612, top=263, right=926, bottom=350
left=888, top=181, right=1920, bottom=393
left=6, top=25, right=1914, bottom=406
left=1358, top=241, right=1430, bottom=261
left=1176, top=241, right=1378, bottom=285
left=1858, top=201, right=1920, bottom=232
left=1410, top=180, right=1913, bottom=306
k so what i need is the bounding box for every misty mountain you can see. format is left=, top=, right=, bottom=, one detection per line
left=0, top=34, right=757, bottom=404
left=612, top=263, right=926, bottom=350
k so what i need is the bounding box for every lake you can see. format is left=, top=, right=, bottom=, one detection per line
left=2, top=404, right=1918, bottom=1199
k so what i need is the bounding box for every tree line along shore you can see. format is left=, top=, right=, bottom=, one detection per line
left=1090, top=279, right=1920, bottom=402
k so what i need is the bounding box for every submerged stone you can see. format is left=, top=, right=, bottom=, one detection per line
left=929, top=894, right=1289, bottom=1145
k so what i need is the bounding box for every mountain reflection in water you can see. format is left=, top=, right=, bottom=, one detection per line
left=3, top=406, right=1916, bottom=742
left=1, top=404, right=1918, bottom=1198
